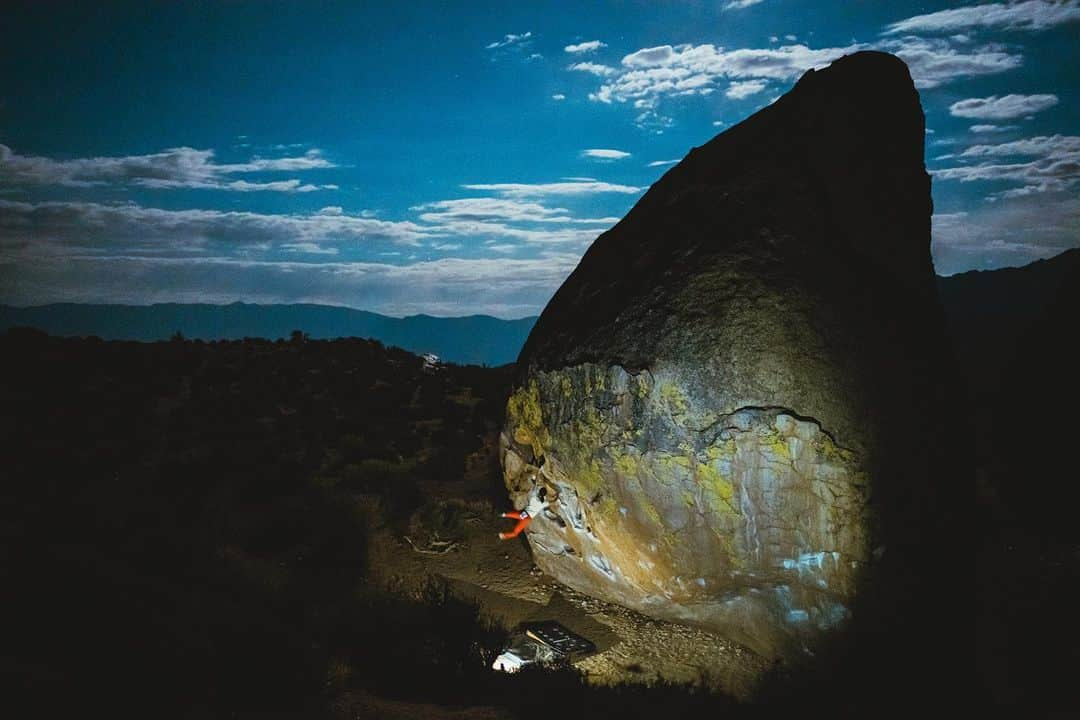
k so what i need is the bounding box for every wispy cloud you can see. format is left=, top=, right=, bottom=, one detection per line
left=0, top=190, right=623, bottom=282
left=949, top=93, right=1059, bottom=119
left=485, top=31, right=532, bottom=50
left=647, top=159, right=680, bottom=167
left=411, top=197, right=617, bottom=225
left=934, top=134, right=1080, bottom=197
left=576, top=28, right=1026, bottom=120
left=460, top=180, right=642, bottom=198
left=281, top=242, right=339, bottom=255
left=958, top=134, right=1079, bottom=159
left=725, top=79, right=768, bottom=99
left=970, top=124, right=1019, bottom=133
left=932, top=193, right=1080, bottom=274
left=0, top=145, right=337, bottom=192
left=879, top=36, right=1023, bottom=88
left=0, top=199, right=433, bottom=260
left=425, top=220, right=602, bottom=245
left=0, top=251, right=583, bottom=318
left=885, top=0, right=1080, bottom=35
left=552, top=93, right=566, bottom=101
left=581, top=148, right=631, bottom=160
left=0, top=194, right=601, bottom=315
left=587, top=43, right=859, bottom=105
left=565, top=40, right=607, bottom=54
left=568, top=62, right=618, bottom=77
left=723, top=0, right=766, bottom=9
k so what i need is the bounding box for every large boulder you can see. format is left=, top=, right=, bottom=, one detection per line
left=501, top=51, right=964, bottom=661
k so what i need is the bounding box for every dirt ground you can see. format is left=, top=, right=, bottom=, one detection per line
left=367, top=493, right=769, bottom=702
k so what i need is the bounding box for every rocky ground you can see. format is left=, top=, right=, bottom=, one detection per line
left=366, top=489, right=768, bottom=702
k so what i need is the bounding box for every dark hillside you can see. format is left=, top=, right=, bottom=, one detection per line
left=1, top=331, right=748, bottom=718
left=0, top=302, right=538, bottom=367
left=1, top=330, right=513, bottom=716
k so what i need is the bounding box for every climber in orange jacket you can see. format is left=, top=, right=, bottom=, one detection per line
left=499, top=485, right=549, bottom=540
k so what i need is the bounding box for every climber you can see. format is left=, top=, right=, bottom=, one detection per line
left=499, top=484, right=550, bottom=540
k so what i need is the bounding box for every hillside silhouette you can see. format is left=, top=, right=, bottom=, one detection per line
left=0, top=302, right=537, bottom=367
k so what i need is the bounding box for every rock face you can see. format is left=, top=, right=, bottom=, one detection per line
left=501, top=51, right=961, bottom=659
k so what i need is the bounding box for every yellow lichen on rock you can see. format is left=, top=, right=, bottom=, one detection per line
left=633, top=373, right=651, bottom=399
left=506, top=380, right=550, bottom=459
left=660, top=381, right=690, bottom=417
left=816, top=433, right=855, bottom=464
left=695, top=461, right=737, bottom=516
left=761, top=427, right=792, bottom=461
left=614, top=452, right=640, bottom=478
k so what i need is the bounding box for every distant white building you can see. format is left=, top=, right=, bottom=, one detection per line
left=421, top=353, right=441, bottom=370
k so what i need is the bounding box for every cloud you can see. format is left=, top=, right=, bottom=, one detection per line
left=408, top=195, right=621, bottom=247
left=460, top=181, right=643, bottom=197
left=0, top=199, right=433, bottom=260
left=568, top=62, right=618, bottom=77
left=0, top=191, right=622, bottom=316
left=588, top=43, right=861, bottom=106
left=581, top=148, right=631, bottom=160
left=959, top=134, right=1080, bottom=158
left=647, top=159, right=680, bottom=167
left=725, top=79, right=768, bottom=99
left=565, top=40, right=607, bottom=54
left=0, top=252, right=582, bottom=318
left=411, top=197, right=617, bottom=225
left=970, top=124, right=1019, bottom=133
left=552, top=93, right=566, bottom=100
left=485, top=31, right=532, bottom=50
left=618, top=42, right=857, bottom=78
left=0, top=190, right=628, bottom=273
left=932, top=192, right=1080, bottom=274
left=723, top=0, right=766, bottom=9
left=424, top=219, right=603, bottom=245
left=281, top=242, right=339, bottom=255
left=884, top=0, right=1080, bottom=35
left=879, top=36, right=1023, bottom=88
left=0, top=144, right=336, bottom=192
left=949, top=93, right=1059, bottom=119
left=581, top=34, right=1025, bottom=116
left=934, top=134, right=1080, bottom=196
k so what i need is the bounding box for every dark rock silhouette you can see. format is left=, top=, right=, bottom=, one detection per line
left=501, top=51, right=966, bottom=673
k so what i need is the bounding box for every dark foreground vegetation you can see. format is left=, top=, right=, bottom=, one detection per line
left=1, top=329, right=746, bottom=719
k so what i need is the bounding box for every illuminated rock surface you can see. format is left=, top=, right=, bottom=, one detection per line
left=502, top=51, right=961, bottom=660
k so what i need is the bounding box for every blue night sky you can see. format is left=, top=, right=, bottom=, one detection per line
left=1, top=1, right=1077, bottom=317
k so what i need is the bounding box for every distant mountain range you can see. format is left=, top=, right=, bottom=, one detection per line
left=2, top=248, right=1076, bottom=369
left=0, top=302, right=538, bottom=367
